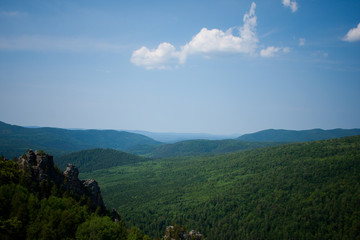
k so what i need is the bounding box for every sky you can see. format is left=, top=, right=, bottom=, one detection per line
left=0, top=0, right=359, bottom=135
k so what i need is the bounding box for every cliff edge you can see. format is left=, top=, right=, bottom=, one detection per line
left=18, top=149, right=104, bottom=209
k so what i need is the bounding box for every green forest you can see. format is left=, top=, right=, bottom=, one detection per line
left=55, top=148, right=149, bottom=172
left=81, top=135, right=360, bottom=239
left=0, top=155, right=154, bottom=240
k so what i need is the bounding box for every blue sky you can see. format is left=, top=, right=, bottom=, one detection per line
left=0, top=0, right=359, bottom=135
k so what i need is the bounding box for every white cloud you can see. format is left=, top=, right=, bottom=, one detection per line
left=131, top=2, right=258, bottom=69
left=282, top=0, right=298, bottom=13
left=179, top=2, right=257, bottom=63
left=0, top=35, right=124, bottom=52
left=130, top=42, right=180, bottom=69
left=343, top=23, right=360, bottom=42
left=260, top=46, right=290, bottom=57
left=299, top=38, right=306, bottom=46
left=260, top=46, right=281, bottom=57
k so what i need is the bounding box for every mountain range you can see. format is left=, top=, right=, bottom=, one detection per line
left=0, top=121, right=161, bottom=158
left=1, top=120, right=360, bottom=239
left=1, top=121, right=360, bottom=159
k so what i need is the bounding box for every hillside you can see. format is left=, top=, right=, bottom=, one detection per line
left=237, top=128, right=360, bottom=142
left=0, top=151, right=128, bottom=240
left=0, top=121, right=161, bottom=158
left=0, top=150, right=203, bottom=240
left=82, top=135, right=360, bottom=239
left=148, top=139, right=280, bottom=158
left=55, top=148, right=148, bottom=172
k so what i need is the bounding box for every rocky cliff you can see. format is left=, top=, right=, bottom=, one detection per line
left=18, top=149, right=104, bottom=209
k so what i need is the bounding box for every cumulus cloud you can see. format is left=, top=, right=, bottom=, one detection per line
left=299, top=38, right=305, bottom=46
left=260, top=46, right=289, bottom=57
left=343, top=23, right=360, bottom=42
left=282, top=0, right=298, bottom=13
left=131, top=2, right=258, bottom=69
left=130, top=42, right=180, bottom=69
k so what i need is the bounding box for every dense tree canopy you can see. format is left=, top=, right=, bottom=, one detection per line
left=0, top=155, right=151, bottom=240
left=83, top=135, right=360, bottom=239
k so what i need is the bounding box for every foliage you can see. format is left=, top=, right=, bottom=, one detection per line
left=55, top=148, right=148, bottom=172
left=127, top=226, right=143, bottom=240
left=76, top=215, right=127, bottom=240
left=82, top=135, right=360, bottom=239
left=0, top=158, right=19, bottom=185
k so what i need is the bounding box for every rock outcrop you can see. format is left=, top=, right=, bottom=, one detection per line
left=18, top=149, right=104, bottom=209
left=19, top=150, right=64, bottom=185
left=163, top=225, right=204, bottom=240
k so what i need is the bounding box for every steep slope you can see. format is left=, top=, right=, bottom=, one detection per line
left=83, top=135, right=360, bottom=239
left=55, top=148, right=148, bottom=172
left=149, top=139, right=280, bottom=158
left=237, top=128, right=360, bottom=142
left=0, top=121, right=161, bottom=158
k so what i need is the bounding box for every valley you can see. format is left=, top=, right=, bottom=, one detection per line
left=1, top=121, right=360, bottom=239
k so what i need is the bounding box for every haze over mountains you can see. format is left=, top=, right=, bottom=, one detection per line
left=1, top=120, right=360, bottom=159
left=128, top=130, right=240, bottom=143
left=237, top=128, right=360, bottom=142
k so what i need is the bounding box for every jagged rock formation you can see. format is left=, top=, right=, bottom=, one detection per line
left=163, top=225, right=203, bottom=240
left=19, top=149, right=63, bottom=185
left=18, top=149, right=104, bottom=209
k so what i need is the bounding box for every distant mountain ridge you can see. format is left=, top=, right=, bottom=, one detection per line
left=237, top=128, right=360, bottom=142
left=0, top=121, right=161, bottom=158
left=129, top=130, right=240, bottom=143
left=148, top=139, right=281, bottom=158
left=2, top=121, right=360, bottom=159
left=131, top=128, right=360, bottom=158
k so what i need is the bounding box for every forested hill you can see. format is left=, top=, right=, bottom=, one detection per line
left=55, top=148, right=148, bottom=172
left=85, top=135, right=360, bottom=239
left=148, top=139, right=280, bottom=158
left=0, top=121, right=161, bottom=158
left=237, top=128, right=360, bottom=142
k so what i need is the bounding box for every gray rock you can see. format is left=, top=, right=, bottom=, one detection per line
left=163, top=225, right=204, bottom=240
left=18, top=150, right=104, bottom=209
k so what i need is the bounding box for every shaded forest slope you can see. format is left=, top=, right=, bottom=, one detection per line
left=83, top=135, right=360, bottom=239
left=55, top=148, right=149, bottom=172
